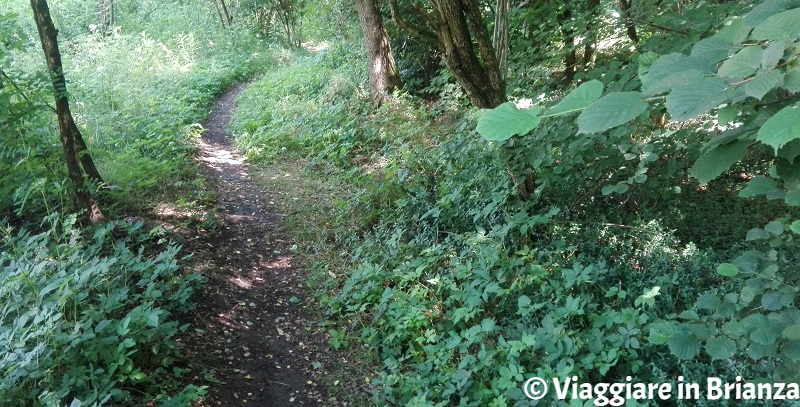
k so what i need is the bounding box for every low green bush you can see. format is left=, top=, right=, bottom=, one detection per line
left=0, top=214, right=205, bottom=406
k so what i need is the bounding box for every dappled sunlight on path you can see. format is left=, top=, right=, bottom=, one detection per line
left=179, top=82, right=328, bottom=406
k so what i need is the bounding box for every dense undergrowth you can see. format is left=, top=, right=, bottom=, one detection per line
left=1, top=1, right=276, bottom=405
left=231, top=3, right=800, bottom=405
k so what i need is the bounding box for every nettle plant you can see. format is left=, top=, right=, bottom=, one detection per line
left=477, top=0, right=800, bottom=381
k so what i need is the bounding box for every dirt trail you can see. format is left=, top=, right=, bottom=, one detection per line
left=181, top=82, right=327, bottom=406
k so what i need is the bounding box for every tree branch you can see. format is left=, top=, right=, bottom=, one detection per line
left=388, top=0, right=439, bottom=45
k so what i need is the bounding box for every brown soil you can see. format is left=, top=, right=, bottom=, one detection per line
left=176, top=82, right=330, bottom=406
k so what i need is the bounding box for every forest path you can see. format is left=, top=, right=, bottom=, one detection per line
left=180, top=82, right=328, bottom=406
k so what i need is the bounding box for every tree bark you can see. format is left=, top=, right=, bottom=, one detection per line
left=389, top=0, right=506, bottom=108
left=583, top=0, right=600, bottom=67
left=557, top=1, right=577, bottom=83
left=619, top=0, right=639, bottom=43
left=493, top=0, right=511, bottom=83
left=30, top=0, right=105, bottom=223
left=355, top=0, right=403, bottom=105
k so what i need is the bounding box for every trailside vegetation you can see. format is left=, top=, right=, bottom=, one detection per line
left=1, top=0, right=276, bottom=404
left=3, top=0, right=800, bottom=405
left=232, top=0, right=800, bottom=405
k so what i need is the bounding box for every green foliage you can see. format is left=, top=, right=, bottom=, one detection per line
left=475, top=0, right=800, bottom=386
left=0, top=214, right=205, bottom=406
left=1, top=0, right=273, bottom=218
left=231, top=0, right=800, bottom=404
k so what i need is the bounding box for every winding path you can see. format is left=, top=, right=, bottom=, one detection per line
left=183, top=82, right=327, bottom=406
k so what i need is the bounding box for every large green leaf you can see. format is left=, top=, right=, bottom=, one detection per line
left=757, top=103, right=800, bottom=151
left=545, top=80, right=603, bottom=116
left=783, top=325, right=800, bottom=340
left=691, top=37, right=735, bottom=65
left=718, top=46, right=763, bottom=80
left=761, top=40, right=785, bottom=70
left=641, top=53, right=714, bottom=93
left=642, top=70, right=705, bottom=97
left=648, top=321, right=677, bottom=345
left=752, top=8, right=800, bottom=41
left=476, top=102, right=541, bottom=141
left=785, top=67, right=800, bottom=92
left=713, top=17, right=750, bottom=44
left=744, top=0, right=789, bottom=27
left=577, top=92, right=647, bottom=134
left=668, top=330, right=702, bottom=359
left=689, top=139, right=750, bottom=184
left=717, top=263, right=740, bottom=277
left=705, top=336, right=738, bottom=360
left=744, top=69, right=784, bottom=99
left=666, top=77, right=731, bottom=121
left=739, top=176, right=779, bottom=197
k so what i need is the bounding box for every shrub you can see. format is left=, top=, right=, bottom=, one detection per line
left=0, top=214, right=204, bottom=406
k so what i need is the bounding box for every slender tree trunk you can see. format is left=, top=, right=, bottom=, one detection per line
left=557, top=0, right=577, bottom=83
left=355, top=0, right=403, bottom=105
left=30, top=0, right=105, bottom=223
left=213, top=0, right=232, bottom=28
left=583, top=0, right=600, bottom=67
left=493, top=0, right=511, bottom=82
left=619, top=0, right=639, bottom=43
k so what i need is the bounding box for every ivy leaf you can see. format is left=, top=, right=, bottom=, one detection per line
left=668, top=330, right=702, bottom=359
left=705, top=336, right=738, bottom=361
left=717, top=263, right=739, bottom=277
left=752, top=8, right=800, bottom=42
left=476, top=102, right=541, bottom=141
left=689, top=139, right=750, bottom=184
left=666, top=77, right=731, bottom=121
left=718, top=46, right=763, bottom=80
left=577, top=92, right=647, bottom=134
left=546, top=80, right=603, bottom=116
left=790, top=220, right=800, bottom=234
left=744, top=69, right=784, bottom=99
left=757, top=104, right=800, bottom=151
left=739, top=176, right=778, bottom=197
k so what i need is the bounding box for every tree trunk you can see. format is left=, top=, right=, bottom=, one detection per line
left=583, top=0, right=600, bottom=67
left=558, top=0, right=577, bottom=83
left=389, top=0, right=506, bottom=109
left=214, top=0, right=232, bottom=28
left=355, top=0, right=403, bottom=105
left=493, top=0, right=511, bottom=83
left=619, top=0, right=639, bottom=43
left=30, top=0, right=105, bottom=223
